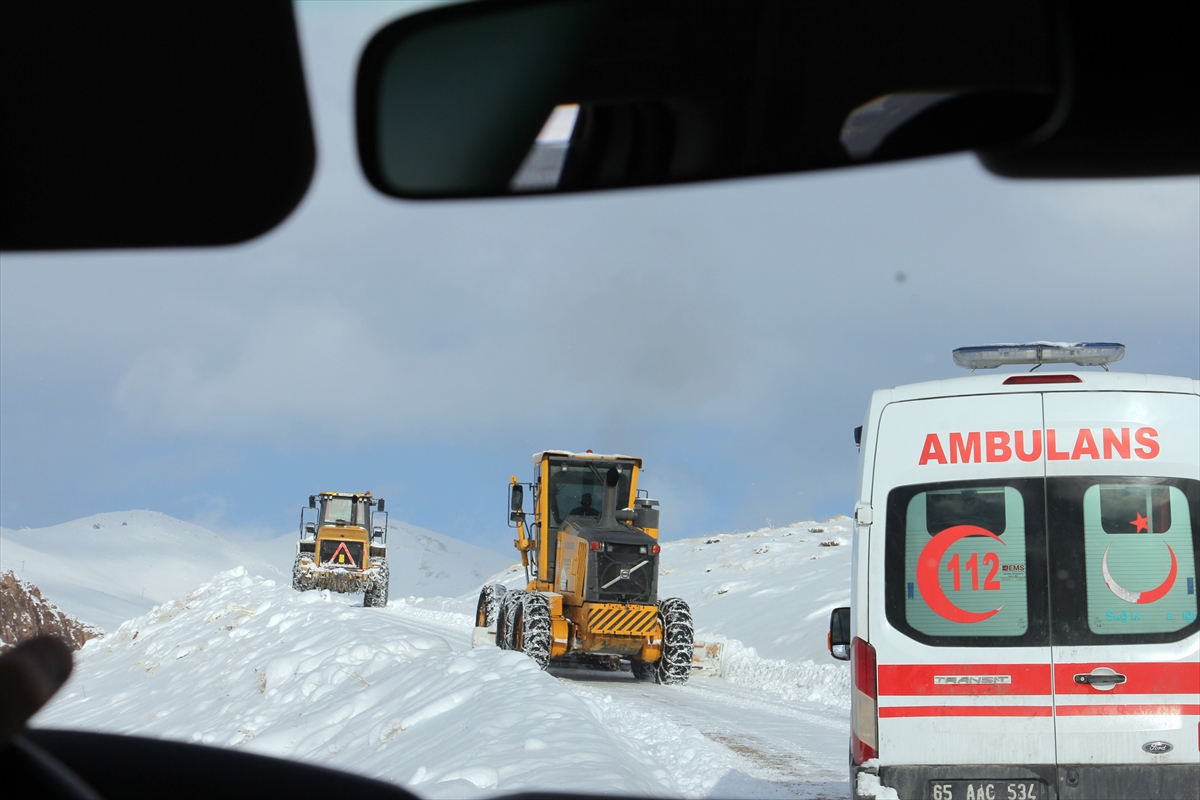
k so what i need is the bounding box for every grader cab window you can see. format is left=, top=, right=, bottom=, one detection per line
left=547, top=461, right=634, bottom=526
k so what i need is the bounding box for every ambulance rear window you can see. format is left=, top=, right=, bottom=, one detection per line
left=886, top=481, right=1044, bottom=645
left=1083, top=483, right=1196, bottom=635
left=1099, top=484, right=1171, bottom=533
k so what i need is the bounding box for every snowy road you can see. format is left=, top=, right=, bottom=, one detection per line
left=393, top=601, right=850, bottom=799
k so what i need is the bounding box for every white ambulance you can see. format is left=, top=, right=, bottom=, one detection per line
left=830, top=343, right=1199, bottom=800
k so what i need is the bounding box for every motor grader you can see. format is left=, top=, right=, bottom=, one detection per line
left=292, top=491, right=390, bottom=607
left=475, top=451, right=693, bottom=684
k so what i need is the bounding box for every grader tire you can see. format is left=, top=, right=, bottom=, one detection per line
left=291, top=555, right=315, bottom=592
left=631, top=659, right=657, bottom=682
left=363, top=558, right=389, bottom=607
left=496, top=590, right=526, bottom=649
left=656, top=597, right=693, bottom=685
left=516, top=593, right=551, bottom=670
left=475, top=584, right=505, bottom=628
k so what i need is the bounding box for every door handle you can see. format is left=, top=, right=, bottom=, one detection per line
left=1074, top=671, right=1126, bottom=687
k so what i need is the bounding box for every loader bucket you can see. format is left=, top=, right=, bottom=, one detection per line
left=691, top=641, right=724, bottom=676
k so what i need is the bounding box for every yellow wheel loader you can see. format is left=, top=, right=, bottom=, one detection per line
left=475, top=451, right=693, bottom=684
left=292, top=492, right=390, bottom=607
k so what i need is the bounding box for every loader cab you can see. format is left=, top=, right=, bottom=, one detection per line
left=318, top=493, right=373, bottom=529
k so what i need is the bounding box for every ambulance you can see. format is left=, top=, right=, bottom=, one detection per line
left=829, top=343, right=1199, bottom=800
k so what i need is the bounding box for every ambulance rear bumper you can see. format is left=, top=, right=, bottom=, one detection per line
left=859, top=762, right=1199, bottom=800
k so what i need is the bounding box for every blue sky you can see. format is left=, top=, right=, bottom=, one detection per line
left=2, top=2, right=1197, bottom=553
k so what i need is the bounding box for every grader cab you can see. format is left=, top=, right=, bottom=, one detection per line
left=475, top=451, right=693, bottom=684
left=292, top=491, right=390, bottom=607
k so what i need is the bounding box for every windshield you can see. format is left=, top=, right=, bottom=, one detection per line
left=547, top=460, right=635, bottom=526
left=1, top=3, right=1196, bottom=800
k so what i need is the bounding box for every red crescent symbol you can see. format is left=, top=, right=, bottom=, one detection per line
left=1103, top=544, right=1178, bottom=604
left=916, top=524, right=1005, bottom=623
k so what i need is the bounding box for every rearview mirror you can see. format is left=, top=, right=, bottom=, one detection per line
left=377, top=498, right=385, bottom=512
left=828, top=606, right=851, bottom=661
left=308, top=495, right=316, bottom=509
left=510, top=484, right=524, bottom=515
left=357, top=0, right=1055, bottom=199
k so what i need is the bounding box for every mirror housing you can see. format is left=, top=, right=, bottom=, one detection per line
left=308, top=495, right=316, bottom=510
left=510, top=484, right=524, bottom=519
left=377, top=498, right=385, bottom=512
left=357, top=0, right=1057, bottom=199
left=828, top=606, right=851, bottom=661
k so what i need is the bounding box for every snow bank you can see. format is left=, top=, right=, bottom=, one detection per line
left=711, top=638, right=849, bottom=709
left=657, top=517, right=853, bottom=665
left=34, top=568, right=681, bottom=798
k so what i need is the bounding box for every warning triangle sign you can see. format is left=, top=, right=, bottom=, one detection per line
left=324, top=541, right=359, bottom=568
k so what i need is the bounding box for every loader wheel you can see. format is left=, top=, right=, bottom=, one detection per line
left=656, top=597, right=693, bottom=685
left=475, top=584, right=505, bottom=628
left=515, top=593, right=551, bottom=670
left=631, top=659, right=657, bottom=682
left=363, top=558, right=389, bottom=607
left=291, top=555, right=315, bottom=592
left=496, top=590, right=526, bottom=649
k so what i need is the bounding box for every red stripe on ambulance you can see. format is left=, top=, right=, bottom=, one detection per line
left=881, top=705, right=1053, bottom=718
left=1055, top=704, right=1200, bottom=716
left=918, top=427, right=1159, bottom=465
left=878, top=664, right=1051, bottom=696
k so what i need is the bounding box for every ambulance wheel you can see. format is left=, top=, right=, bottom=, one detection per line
left=631, top=659, right=657, bottom=682
left=656, top=597, right=693, bottom=685
left=515, top=593, right=551, bottom=670
left=496, top=590, right=526, bottom=649
left=363, top=558, right=389, bottom=607
left=475, top=584, right=505, bottom=628
left=291, top=555, right=315, bottom=592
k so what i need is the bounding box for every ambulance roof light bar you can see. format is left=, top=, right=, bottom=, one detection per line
left=953, top=342, right=1125, bottom=371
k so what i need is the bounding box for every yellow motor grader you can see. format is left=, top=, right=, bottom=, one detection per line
left=475, top=451, right=693, bottom=684
left=292, top=491, right=389, bottom=607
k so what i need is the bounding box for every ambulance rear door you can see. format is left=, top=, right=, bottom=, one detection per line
left=870, top=392, right=1056, bottom=772
left=1042, top=390, right=1200, bottom=795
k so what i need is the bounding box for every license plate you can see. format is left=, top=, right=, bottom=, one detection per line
left=929, top=780, right=1047, bottom=800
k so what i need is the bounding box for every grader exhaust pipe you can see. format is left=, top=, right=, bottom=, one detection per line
left=597, top=467, right=620, bottom=528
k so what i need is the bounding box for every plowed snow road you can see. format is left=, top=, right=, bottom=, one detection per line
left=395, top=603, right=850, bottom=799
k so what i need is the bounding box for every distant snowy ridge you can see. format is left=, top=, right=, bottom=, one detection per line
left=0, top=510, right=509, bottom=632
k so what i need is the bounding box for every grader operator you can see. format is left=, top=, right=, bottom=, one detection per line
left=475, top=451, right=693, bottom=684
left=292, top=491, right=390, bottom=607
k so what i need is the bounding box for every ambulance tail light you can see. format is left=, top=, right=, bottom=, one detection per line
left=1003, top=374, right=1082, bottom=385
left=851, top=636, right=878, bottom=764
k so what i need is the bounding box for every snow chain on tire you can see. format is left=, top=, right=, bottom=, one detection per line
left=475, top=584, right=505, bottom=628
left=291, top=554, right=315, bottom=592
left=517, top=593, right=552, bottom=670
left=656, top=597, right=693, bottom=685
left=363, top=558, right=389, bottom=607
left=496, top=590, right=526, bottom=649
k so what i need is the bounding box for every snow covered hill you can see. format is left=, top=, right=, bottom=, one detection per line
left=0, top=511, right=508, bottom=631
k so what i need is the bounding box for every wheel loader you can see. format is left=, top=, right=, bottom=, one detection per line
left=475, top=451, right=694, bottom=684
left=292, top=491, right=390, bottom=607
